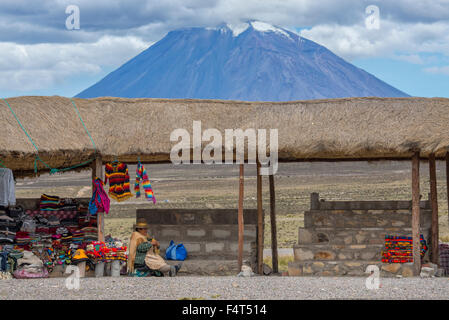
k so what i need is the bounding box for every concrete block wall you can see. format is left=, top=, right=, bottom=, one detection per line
left=288, top=193, right=433, bottom=277
left=136, top=209, right=258, bottom=263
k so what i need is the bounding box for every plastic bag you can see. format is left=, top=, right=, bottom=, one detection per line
left=165, top=240, right=187, bottom=261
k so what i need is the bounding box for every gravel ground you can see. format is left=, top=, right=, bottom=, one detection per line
left=1, top=276, right=449, bottom=300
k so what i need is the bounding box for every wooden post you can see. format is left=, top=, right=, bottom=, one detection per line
left=411, top=152, right=421, bottom=275
left=429, top=153, right=439, bottom=265
left=238, top=164, right=244, bottom=271
left=256, top=161, right=263, bottom=275
left=269, top=174, right=278, bottom=274
left=446, top=152, right=449, bottom=225
left=92, top=156, right=104, bottom=242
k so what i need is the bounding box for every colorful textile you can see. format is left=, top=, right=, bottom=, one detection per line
left=439, top=243, right=449, bottom=275
left=78, top=216, right=97, bottom=228
left=130, top=265, right=163, bottom=277
left=26, top=210, right=78, bottom=219
left=85, top=241, right=127, bottom=262
left=381, top=234, right=428, bottom=263
left=71, top=230, right=84, bottom=243
left=105, top=162, right=133, bottom=202
left=89, top=178, right=110, bottom=215
left=81, top=227, right=98, bottom=241
left=39, top=194, right=61, bottom=211
left=39, top=195, right=78, bottom=212
left=134, top=162, right=156, bottom=203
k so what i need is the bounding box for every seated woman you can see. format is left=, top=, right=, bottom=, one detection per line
left=127, top=218, right=181, bottom=277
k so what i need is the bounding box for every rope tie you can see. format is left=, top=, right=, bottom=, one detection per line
left=70, top=98, right=97, bottom=153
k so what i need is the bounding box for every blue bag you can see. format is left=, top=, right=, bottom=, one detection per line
left=165, top=240, right=187, bottom=261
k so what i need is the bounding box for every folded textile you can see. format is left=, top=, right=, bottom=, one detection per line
left=17, top=251, right=44, bottom=268
left=56, top=227, right=69, bottom=235
left=26, top=210, right=78, bottom=220
left=13, top=267, right=48, bottom=279
left=81, top=227, right=98, bottom=241
left=78, top=216, right=97, bottom=228
left=39, top=194, right=61, bottom=211
left=439, top=243, right=449, bottom=275
left=381, top=234, right=427, bottom=263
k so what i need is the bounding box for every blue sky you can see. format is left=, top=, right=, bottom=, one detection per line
left=0, top=0, right=448, bottom=98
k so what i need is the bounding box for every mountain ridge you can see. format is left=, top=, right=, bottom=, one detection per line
left=77, top=21, right=409, bottom=101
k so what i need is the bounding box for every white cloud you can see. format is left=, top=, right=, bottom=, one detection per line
left=0, top=35, right=150, bottom=91
left=299, top=20, right=449, bottom=61
left=424, top=65, right=449, bottom=75
left=394, top=54, right=425, bottom=64
left=1, top=0, right=449, bottom=94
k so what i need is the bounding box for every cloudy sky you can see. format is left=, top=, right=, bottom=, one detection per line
left=1, top=0, right=448, bottom=98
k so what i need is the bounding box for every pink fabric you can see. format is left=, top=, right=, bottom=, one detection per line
left=13, top=268, right=49, bottom=279
left=91, top=178, right=110, bottom=214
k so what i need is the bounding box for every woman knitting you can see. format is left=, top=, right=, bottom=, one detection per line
left=127, top=218, right=181, bottom=277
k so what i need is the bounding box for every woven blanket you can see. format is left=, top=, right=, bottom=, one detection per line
left=381, top=234, right=428, bottom=263
left=439, top=243, right=449, bottom=275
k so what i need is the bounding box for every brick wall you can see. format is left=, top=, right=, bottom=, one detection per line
left=289, top=193, right=433, bottom=277
left=136, top=209, right=259, bottom=262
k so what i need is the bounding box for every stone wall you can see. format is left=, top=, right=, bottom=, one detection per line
left=137, top=209, right=259, bottom=274
left=288, top=193, right=432, bottom=277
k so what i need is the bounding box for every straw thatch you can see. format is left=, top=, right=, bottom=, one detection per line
left=1, top=95, right=449, bottom=177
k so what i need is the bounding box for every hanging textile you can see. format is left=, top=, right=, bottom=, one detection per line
left=0, top=168, right=15, bottom=207
left=89, top=177, right=110, bottom=215
left=104, top=162, right=133, bottom=202
left=134, top=162, right=156, bottom=204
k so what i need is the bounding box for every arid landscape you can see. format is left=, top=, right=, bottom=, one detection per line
left=15, top=161, right=449, bottom=252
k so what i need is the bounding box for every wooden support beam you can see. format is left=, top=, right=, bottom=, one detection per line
left=92, top=157, right=104, bottom=242
left=269, top=174, right=278, bottom=274
left=238, top=164, right=244, bottom=271
left=429, top=153, right=439, bottom=265
left=411, top=152, right=421, bottom=275
left=446, top=152, right=449, bottom=225
left=256, top=161, right=263, bottom=275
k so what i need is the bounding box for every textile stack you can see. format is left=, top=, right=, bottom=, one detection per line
left=0, top=161, right=156, bottom=279
left=0, top=194, right=103, bottom=278
left=85, top=236, right=127, bottom=263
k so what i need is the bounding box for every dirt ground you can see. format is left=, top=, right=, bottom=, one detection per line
left=15, top=161, right=449, bottom=248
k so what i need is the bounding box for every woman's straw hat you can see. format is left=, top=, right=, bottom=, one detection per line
left=134, top=218, right=149, bottom=229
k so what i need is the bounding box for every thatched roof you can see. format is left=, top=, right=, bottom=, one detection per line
left=2, top=96, right=449, bottom=177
